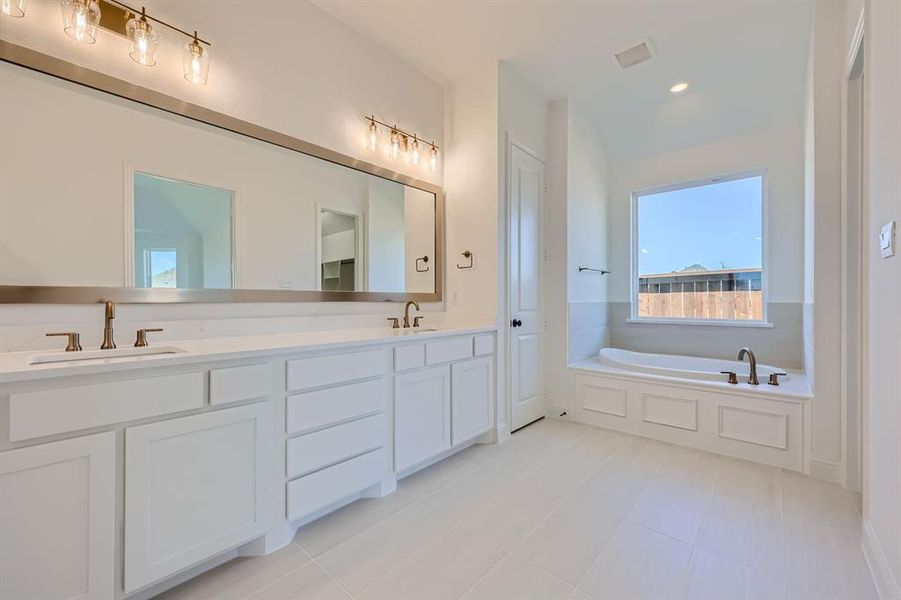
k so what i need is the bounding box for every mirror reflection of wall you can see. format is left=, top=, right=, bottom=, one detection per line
left=133, top=173, right=234, bottom=289
left=319, top=209, right=358, bottom=291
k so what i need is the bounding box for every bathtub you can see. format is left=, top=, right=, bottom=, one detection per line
left=594, top=347, right=789, bottom=384
left=570, top=348, right=811, bottom=472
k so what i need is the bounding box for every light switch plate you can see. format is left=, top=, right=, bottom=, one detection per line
left=880, top=221, right=896, bottom=258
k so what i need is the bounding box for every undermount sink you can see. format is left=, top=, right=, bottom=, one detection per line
left=393, top=328, right=439, bottom=335
left=28, top=346, right=186, bottom=365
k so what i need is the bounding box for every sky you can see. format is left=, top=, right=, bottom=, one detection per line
left=637, top=175, right=763, bottom=275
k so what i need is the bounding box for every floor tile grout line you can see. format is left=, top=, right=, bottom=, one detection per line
left=293, top=540, right=358, bottom=600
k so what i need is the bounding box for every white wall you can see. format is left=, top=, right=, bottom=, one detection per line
left=862, top=0, right=901, bottom=596
left=403, top=187, right=437, bottom=294
left=0, top=0, right=452, bottom=352
left=366, top=178, right=405, bottom=292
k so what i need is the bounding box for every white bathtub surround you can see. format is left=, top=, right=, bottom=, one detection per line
left=568, top=302, right=609, bottom=364
left=156, top=419, right=877, bottom=600
left=571, top=348, right=811, bottom=473
left=0, top=326, right=497, bottom=598
left=607, top=301, right=804, bottom=370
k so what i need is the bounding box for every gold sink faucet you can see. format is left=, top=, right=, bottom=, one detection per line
left=101, top=300, right=116, bottom=350
left=402, top=300, right=421, bottom=328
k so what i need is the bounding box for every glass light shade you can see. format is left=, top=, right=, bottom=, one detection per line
left=126, top=17, right=159, bottom=66
left=389, top=130, right=401, bottom=159
left=367, top=119, right=378, bottom=151
left=1, top=0, right=26, bottom=18
left=411, top=137, right=422, bottom=165
left=182, top=38, right=210, bottom=85
left=429, top=144, right=439, bottom=171
left=60, top=0, right=100, bottom=44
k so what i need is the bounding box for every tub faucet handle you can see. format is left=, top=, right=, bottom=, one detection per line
left=768, top=372, right=787, bottom=386
left=720, top=371, right=738, bottom=385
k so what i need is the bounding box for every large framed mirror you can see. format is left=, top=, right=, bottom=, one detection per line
left=0, top=41, right=442, bottom=303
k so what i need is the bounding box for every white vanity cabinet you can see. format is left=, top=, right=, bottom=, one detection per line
left=123, top=402, right=271, bottom=593
left=0, top=432, right=116, bottom=600
left=451, top=356, right=495, bottom=446
left=395, top=365, right=453, bottom=472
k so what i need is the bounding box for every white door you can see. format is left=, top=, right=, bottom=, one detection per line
left=124, top=402, right=271, bottom=593
left=0, top=432, right=116, bottom=600
left=508, top=143, right=546, bottom=431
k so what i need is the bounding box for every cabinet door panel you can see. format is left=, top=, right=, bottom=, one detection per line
left=124, top=403, right=271, bottom=593
left=452, top=357, right=495, bottom=445
left=0, top=432, right=115, bottom=600
left=394, top=366, right=451, bottom=472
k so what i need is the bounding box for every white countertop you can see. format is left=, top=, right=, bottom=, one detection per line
left=0, top=325, right=497, bottom=384
left=569, top=358, right=812, bottom=401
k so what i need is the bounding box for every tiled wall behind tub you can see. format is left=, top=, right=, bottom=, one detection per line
left=607, top=301, right=804, bottom=370
left=568, top=302, right=608, bottom=363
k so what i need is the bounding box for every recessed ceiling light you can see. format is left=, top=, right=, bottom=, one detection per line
left=670, top=82, right=689, bottom=94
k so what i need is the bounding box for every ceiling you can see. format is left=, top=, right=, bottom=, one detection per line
left=313, top=0, right=813, bottom=163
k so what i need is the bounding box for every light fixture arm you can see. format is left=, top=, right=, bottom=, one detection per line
left=106, top=0, right=210, bottom=46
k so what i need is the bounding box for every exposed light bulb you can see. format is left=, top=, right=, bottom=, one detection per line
left=411, top=135, right=422, bottom=165
left=368, top=118, right=379, bottom=151
left=429, top=144, right=439, bottom=172
left=390, top=128, right=401, bottom=159
left=127, top=10, right=159, bottom=67
left=61, top=0, right=100, bottom=44
left=1, top=0, right=26, bottom=18
left=182, top=32, right=210, bottom=85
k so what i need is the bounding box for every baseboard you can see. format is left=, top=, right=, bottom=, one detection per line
left=495, top=423, right=511, bottom=444
left=808, top=457, right=845, bottom=485
left=863, top=518, right=901, bottom=600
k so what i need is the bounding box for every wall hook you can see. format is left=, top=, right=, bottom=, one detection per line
left=415, top=255, right=430, bottom=272
left=456, top=250, right=474, bottom=269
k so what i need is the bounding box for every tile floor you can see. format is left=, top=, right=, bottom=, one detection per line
left=159, top=419, right=877, bottom=600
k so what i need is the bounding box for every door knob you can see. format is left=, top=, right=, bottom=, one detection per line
left=511, top=319, right=522, bottom=327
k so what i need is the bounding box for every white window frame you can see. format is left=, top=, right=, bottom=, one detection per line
left=629, top=168, right=772, bottom=328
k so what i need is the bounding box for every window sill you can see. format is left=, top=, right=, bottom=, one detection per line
left=625, top=318, right=775, bottom=329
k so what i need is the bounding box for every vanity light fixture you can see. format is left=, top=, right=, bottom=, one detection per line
left=61, top=0, right=101, bottom=44
left=126, top=7, right=159, bottom=66
left=410, top=135, right=422, bottom=165
left=363, top=115, right=439, bottom=172
left=367, top=117, right=379, bottom=151
left=183, top=31, right=210, bottom=85
left=670, top=81, right=689, bottom=94
left=1, top=0, right=26, bottom=18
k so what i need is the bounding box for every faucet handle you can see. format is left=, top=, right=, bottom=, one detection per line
left=386, top=317, right=400, bottom=329
left=413, top=316, right=424, bottom=328
left=720, top=371, right=738, bottom=385
left=767, top=372, right=787, bottom=386
left=134, top=328, right=163, bottom=348
left=46, top=332, right=83, bottom=352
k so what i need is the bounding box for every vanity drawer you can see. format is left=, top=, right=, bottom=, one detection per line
left=425, top=336, right=473, bottom=365
left=287, top=413, right=385, bottom=478
left=473, top=335, right=495, bottom=356
left=286, top=378, right=387, bottom=435
left=210, top=363, right=271, bottom=406
left=394, top=344, right=426, bottom=371
left=286, top=448, right=386, bottom=522
left=9, top=372, right=204, bottom=442
left=287, top=349, right=387, bottom=392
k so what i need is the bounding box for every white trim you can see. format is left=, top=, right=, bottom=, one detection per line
left=807, top=457, right=845, bottom=485
left=314, top=204, right=364, bottom=292
left=625, top=318, right=774, bottom=328
left=863, top=518, right=901, bottom=600
left=630, top=168, right=770, bottom=324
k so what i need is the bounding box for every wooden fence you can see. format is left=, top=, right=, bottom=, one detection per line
left=637, top=268, right=763, bottom=321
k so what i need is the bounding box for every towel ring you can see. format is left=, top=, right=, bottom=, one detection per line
left=456, top=250, right=474, bottom=269
left=415, top=255, right=430, bottom=272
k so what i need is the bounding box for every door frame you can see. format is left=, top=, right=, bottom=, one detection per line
left=839, top=7, right=866, bottom=493
left=504, top=135, right=546, bottom=434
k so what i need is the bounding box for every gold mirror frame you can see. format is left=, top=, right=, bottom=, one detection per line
left=0, top=40, right=443, bottom=304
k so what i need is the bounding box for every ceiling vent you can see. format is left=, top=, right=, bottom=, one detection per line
left=615, top=41, right=653, bottom=69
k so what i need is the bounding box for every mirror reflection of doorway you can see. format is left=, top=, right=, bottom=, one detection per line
left=319, top=209, right=358, bottom=291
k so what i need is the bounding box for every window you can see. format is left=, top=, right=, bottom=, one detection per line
left=144, top=249, right=177, bottom=288
left=632, top=172, right=765, bottom=323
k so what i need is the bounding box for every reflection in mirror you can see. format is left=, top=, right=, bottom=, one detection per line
left=133, top=173, right=234, bottom=289
left=0, top=61, right=440, bottom=299
left=319, top=209, right=358, bottom=291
